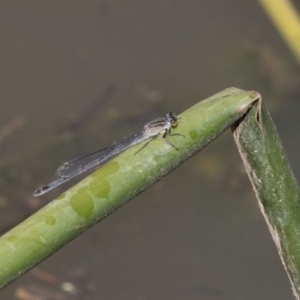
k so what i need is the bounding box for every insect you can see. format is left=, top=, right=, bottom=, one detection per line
left=33, top=112, right=183, bottom=197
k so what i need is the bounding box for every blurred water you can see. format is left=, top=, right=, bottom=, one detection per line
left=1, top=1, right=300, bottom=299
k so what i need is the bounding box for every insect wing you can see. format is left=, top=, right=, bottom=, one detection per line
left=55, top=129, right=145, bottom=180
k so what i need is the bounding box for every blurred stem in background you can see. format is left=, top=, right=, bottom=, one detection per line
left=259, top=0, right=300, bottom=65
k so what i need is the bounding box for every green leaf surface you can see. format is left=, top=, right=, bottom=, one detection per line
left=233, top=101, right=300, bottom=299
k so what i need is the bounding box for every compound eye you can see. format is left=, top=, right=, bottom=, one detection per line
left=171, top=119, right=178, bottom=128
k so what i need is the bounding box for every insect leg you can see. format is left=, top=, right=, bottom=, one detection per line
left=169, top=132, right=185, bottom=137
left=162, top=130, right=179, bottom=150
left=134, top=135, right=159, bottom=155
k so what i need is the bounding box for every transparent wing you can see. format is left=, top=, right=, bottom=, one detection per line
left=33, top=129, right=147, bottom=197
left=56, top=129, right=146, bottom=180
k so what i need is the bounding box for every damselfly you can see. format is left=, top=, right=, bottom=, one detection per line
left=33, top=112, right=183, bottom=197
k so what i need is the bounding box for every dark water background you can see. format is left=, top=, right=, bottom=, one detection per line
left=1, top=1, right=300, bottom=299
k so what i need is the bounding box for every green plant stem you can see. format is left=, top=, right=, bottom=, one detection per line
left=0, top=88, right=259, bottom=288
